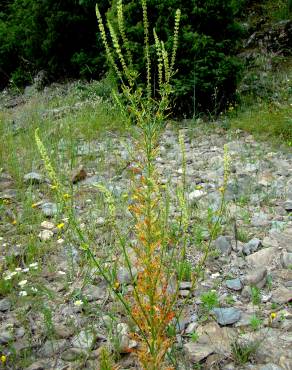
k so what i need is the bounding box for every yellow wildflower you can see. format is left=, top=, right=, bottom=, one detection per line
left=0, top=355, right=6, bottom=364
left=56, top=222, right=65, bottom=230
left=219, top=186, right=225, bottom=193
left=31, top=203, right=38, bottom=208
left=270, top=312, right=276, bottom=320
left=11, top=220, right=17, bottom=225
left=63, top=193, right=71, bottom=200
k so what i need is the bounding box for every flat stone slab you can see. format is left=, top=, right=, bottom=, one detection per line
left=246, top=247, right=277, bottom=268
left=212, top=307, right=241, bottom=325
left=225, top=278, right=242, bottom=291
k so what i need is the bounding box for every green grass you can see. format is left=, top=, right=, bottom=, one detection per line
left=229, top=103, right=292, bottom=143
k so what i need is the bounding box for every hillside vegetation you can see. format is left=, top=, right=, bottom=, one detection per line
left=0, top=1, right=291, bottom=369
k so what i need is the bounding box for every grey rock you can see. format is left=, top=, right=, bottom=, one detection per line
left=184, top=342, right=214, bottom=363
left=284, top=200, right=292, bottom=212
left=176, top=311, right=191, bottom=332
left=15, top=327, right=25, bottom=338
left=40, top=339, right=68, bottom=357
left=116, top=323, right=137, bottom=353
left=179, top=289, right=190, bottom=297
left=185, top=322, right=198, bottom=334
left=281, top=252, right=292, bottom=268
left=61, top=347, right=87, bottom=361
left=24, top=172, right=43, bottom=184
left=244, top=267, right=267, bottom=288
left=180, top=281, right=192, bottom=290
left=268, top=229, right=292, bottom=252
left=38, top=229, right=54, bottom=241
left=0, top=298, right=11, bottom=312
left=84, top=284, right=107, bottom=302
left=212, top=307, right=241, bottom=325
left=80, top=175, right=100, bottom=186
left=225, top=278, right=242, bottom=291
left=185, top=321, right=235, bottom=363
left=117, top=266, right=137, bottom=284
left=54, top=324, right=74, bottom=339
left=188, top=190, right=206, bottom=204
left=241, top=286, right=252, bottom=300
left=0, top=330, right=13, bottom=344
left=251, top=212, right=269, bottom=227
left=71, top=330, right=95, bottom=350
left=41, top=202, right=58, bottom=217
left=243, top=238, right=262, bottom=255
left=271, top=287, right=292, bottom=304
left=246, top=247, right=276, bottom=268
left=258, top=364, right=284, bottom=370
left=24, top=360, right=49, bottom=370
left=214, top=236, right=232, bottom=256
left=0, top=189, right=17, bottom=200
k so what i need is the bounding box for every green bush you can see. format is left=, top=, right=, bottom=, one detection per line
left=1, top=0, right=245, bottom=116
left=0, top=0, right=109, bottom=87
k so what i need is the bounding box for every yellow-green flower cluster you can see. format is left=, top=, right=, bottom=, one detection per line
left=35, top=128, right=60, bottom=190
left=141, top=0, right=151, bottom=97
left=153, top=29, right=163, bottom=89
left=170, top=9, right=181, bottom=73
left=96, top=5, right=123, bottom=82
left=117, top=0, right=132, bottom=68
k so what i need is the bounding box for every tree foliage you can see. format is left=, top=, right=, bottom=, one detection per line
left=0, top=0, right=109, bottom=87
left=108, top=0, right=245, bottom=115
left=0, top=0, right=245, bottom=115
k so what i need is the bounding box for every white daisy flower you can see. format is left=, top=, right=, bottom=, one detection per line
left=74, top=300, right=83, bottom=307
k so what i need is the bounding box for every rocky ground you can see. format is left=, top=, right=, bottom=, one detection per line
left=0, top=91, right=292, bottom=369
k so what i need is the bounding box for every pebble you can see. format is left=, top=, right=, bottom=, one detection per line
left=258, top=364, right=284, bottom=370
left=23, top=172, right=43, bottom=184
left=0, top=298, right=11, bottom=312
left=71, top=330, right=95, bottom=350
left=284, top=200, right=292, bottom=212
left=0, top=330, right=13, bottom=344
left=246, top=247, right=277, bottom=268
left=188, top=190, right=206, bottom=203
left=61, top=347, right=87, bottom=361
left=54, top=324, right=74, bottom=339
left=225, top=278, right=242, bottom=291
left=242, top=238, right=261, bottom=255
left=211, top=307, right=241, bottom=325
left=41, top=202, right=58, bottom=217
left=214, top=236, right=232, bottom=256
left=271, top=286, right=292, bottom=304
left=117, top=266, right=137, bottom=284
left=38, top=229, right=54, bottom=241
left=281, top=252, right=292, bottom=268
left=244, top=267, right=267, bottom=288
left=83, top=284, right=107, bottom=301
left=116, top=323, right=137, bottom=353
left=41, top=221, right=55, bottom=230
left=40, top=339, right=68, bottom=357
